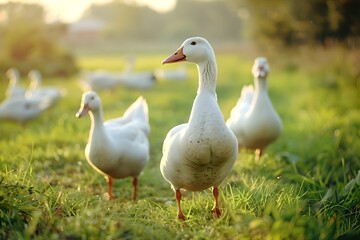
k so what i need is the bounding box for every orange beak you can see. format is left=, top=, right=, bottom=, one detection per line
left=76, top=103, right=89, bottom=118
left=162, top=47, right=186, bottom=64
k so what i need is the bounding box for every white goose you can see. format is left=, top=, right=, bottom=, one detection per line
left=76, top=91, right=150, bottom=200
left=113, top=55, right=156, bottom=90
left=79, top=56, right=145, bottom=91
left=226, top=57, right=282, bottom=157
left=26, top=70, right=65, bottom=105
left=160, top=37, right=238, bottom=220
left=114, top=72, right=156, bottom=90
left=1, top=68, right=52, bottom=125
left=114, top=65, right=156, bottom=90
left=0, top=96, right=51, bottom=125
left=5, top=68, right=26, bottom=99
left=79, top=70, right=119, bottom=92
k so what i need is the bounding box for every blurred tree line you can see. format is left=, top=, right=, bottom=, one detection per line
left=0, top=0, right=358, bottom=78
left=0, top=2, right=77, bottom=78
left=79, top=0, right=359, bottom=48
left=80, top=0, right=242, bottom=44
left=229, top=0, right=360, bottom=47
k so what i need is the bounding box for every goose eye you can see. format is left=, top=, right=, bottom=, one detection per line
left=90, top=96, right=95, bottom=100
left=191, top=41, right=196, bottom=45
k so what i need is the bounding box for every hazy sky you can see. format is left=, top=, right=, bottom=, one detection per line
left=0, top=0, right=176, bottom=23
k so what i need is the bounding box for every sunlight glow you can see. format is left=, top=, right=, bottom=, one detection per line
left=0, top=0, right=176, bottom=23
left=135, top=0, right=176, bottom=13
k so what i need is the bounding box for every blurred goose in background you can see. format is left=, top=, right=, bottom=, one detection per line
left=154, top=65, right=188, bottom=81
left=1, top=68, right=52, bottom=125
left=114, top=71, right=156, bottom=90
left=79, top=55, right=151, bottom=91
left=79, top=70, right=118, bottom=92
left=226, top=57, right=282, bottom=158
left=160, top=37, right=238, bottom=220
left=78, top=56, right=133, bottom=92
left=0, top=94, right=51, bottom=125
left=114, top=56, right=156, bottom=90
left=5, top=68, right=26, bottom=99
left=26, top=70, right=65, bottom=106
left=76, top=91, right=150, bottom=200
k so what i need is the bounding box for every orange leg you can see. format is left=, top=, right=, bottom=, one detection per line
left=107, top=176, right=115, bottom=199
left=212, top=187, right=221, bottom=217
left=176, top=190, right=185, bottom=220
left=132, top=177, right=138, bottom=201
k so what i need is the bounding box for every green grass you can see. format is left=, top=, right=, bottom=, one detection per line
left=1, top=46, right=360, bottom=239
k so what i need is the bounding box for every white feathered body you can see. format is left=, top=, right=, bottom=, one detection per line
left=26, top=70, right=64, bottom=106
left=160, top=43, right=238, bottom=192
left=227, top=58, right=282, bottom=151
left=84, top=96, right=150, bottom=179
left=80, top=71, right=118, bottom=91
left=161, top=93, right=238, bottom=191
left=0, top=97, right=51, bottom=123
left=114, top=72, right=156, bottom=90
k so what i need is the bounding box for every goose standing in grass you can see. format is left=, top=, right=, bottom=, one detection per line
left=226, top=57, right=282, bottom=158
left=5, top=68, right=26, bottom=99
left=113, top=56, right=156, bottom=90
left=76, top=91, right=150, bottom=200
left=114, top=71, right=156, bottom=90
left=79, top=70, right=118, bottom=92
left=1, top=68, right=51, bottom=125
left=160, top=37, right=238, bottom=220
left=79, top=56, right=152, bottom=91
left=113, top=55, right=156, bottom=90
left=0, top=96, right=51, bottom=125
left=26, top=70, right=65, bottom=106
left=78, top=56, right=134, bottom=92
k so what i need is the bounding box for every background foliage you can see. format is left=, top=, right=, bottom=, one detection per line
left=230, top=0, right=360, bottom=47
left=0, top=2, right=77, bottom=77
left=0, top=0, right=359, bottom=77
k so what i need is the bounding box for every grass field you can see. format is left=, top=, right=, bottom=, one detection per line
left=0, top=45, right=359, bottom=239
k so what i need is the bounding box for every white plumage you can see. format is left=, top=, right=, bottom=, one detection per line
left=0, top=68, right=52, bottom=125
left=5, top=68, right=26, bottom=99
left=226, top=57, right=282, bottom=157
left=114, top=71, right=156, bottom=90
left=80, top=56, right=156, bottom=91
left=76, top=91, right=150, bottom=200
left=160, top=37, right=238, bottom=220
left=79, top=70, right=119, bottom=92
left=26, top=70, right=65, bottom=106
left=0, top=97, right=51, bottom=125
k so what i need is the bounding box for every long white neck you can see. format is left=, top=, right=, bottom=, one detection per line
left=29, top=78, right=40, bottom=90
left=9, top=77, right=18, bottom=88
left=188, top=57, right=219, bottom=126
left=247, top=76, right=270, bottom=115
left=254, top=77, right=268, bottom=97
left=197, top=58, right=217, bottom=95
left=88, top=108, right=106, bottom=143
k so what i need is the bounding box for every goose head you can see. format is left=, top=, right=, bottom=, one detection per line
left=252, top=57, right=270, bottom=79
left=76, top=91, right=102, bottom=118
left=6, top=68, right=20, bottom=83
left=162, top=37, right=215, bottom=65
